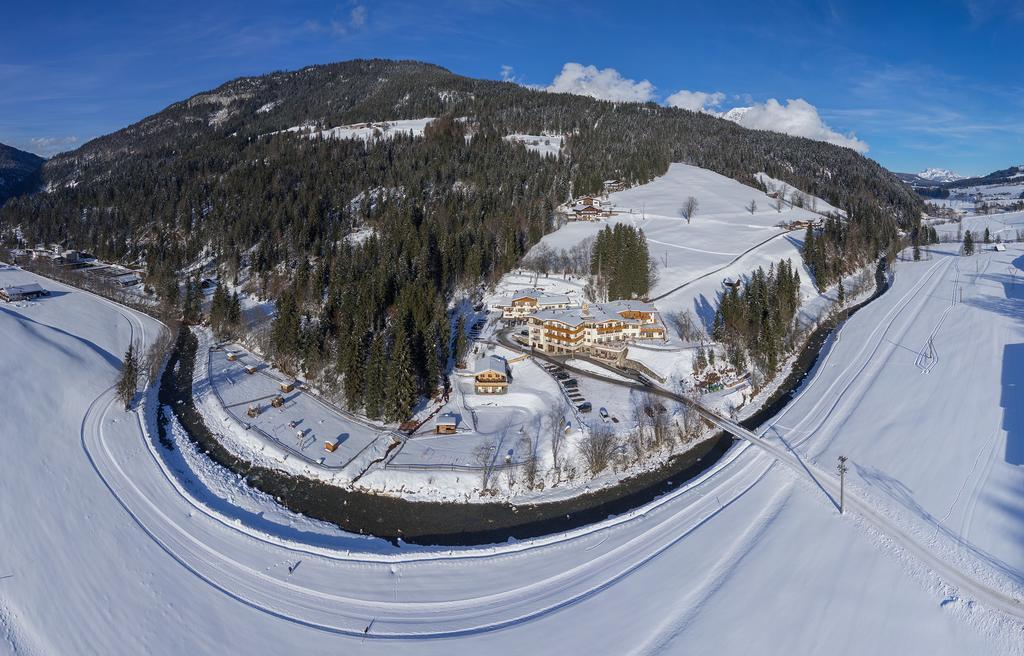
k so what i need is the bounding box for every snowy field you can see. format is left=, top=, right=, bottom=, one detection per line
left=505, top=133, right=564, bottom=158
left=280, top=117, right=436, bottom=142
left=2, top=248, right=1022, bottom=654
left=929, top=178, right=1024, bottom=215
left=933, top=210, right=1024, bottom=243
left=534, top=164, right=836, bottom=302
left=206, top=344, right=388, bottom=474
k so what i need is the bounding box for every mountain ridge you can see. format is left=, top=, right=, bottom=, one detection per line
left=0, top=143, right=45, bottom=206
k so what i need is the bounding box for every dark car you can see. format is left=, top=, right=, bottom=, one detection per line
left=577, top=401, right=592, bottom=413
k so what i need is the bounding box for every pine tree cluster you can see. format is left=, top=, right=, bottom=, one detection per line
left=590, top=224, right=652, bottom=300
left=712, top=259, right=802, bottom=379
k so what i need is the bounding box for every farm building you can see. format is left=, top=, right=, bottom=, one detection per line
left=474, top=355, right=510, bottom=394
left=435, top=412, right=459, bottom=434
left=1, top=283, right=48, bottom=302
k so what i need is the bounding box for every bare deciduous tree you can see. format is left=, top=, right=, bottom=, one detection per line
left=775, top=184, right=788, bottom=212
left=746, top=199, right=758, bottom=215
left=580, top=424, right=618, bottom=477
left=549, top=406, right=566, bottom=478
left=680, top=196, right=699, bottom=224
left=474, top=441, right=498, bottom=492
left=666, top=309, right=704, bottom=343
left=518, top=436, right=538, bottom=489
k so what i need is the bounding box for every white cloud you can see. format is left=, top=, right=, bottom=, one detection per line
left=304, top=4, right=367, bottom=36
left=500, top=65, right=516, bottom=82
left=665, top=89, right=725, bottom=112
left=724, top=98, right=869, bottom=152
left=349, top=4, right=367, bottom=28
left=29, top=135, right=79, bottom=156
left=545, top=63, right=656, bottom=103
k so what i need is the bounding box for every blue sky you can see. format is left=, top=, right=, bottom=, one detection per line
left=1, top=0, right=1022, bottom=175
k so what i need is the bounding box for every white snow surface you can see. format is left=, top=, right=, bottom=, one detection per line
left=282, top=117, right=436, bottom=142
left=537, top=164, right=835, bottom=302
left=505, top=133, right=564, bottom=158
left=1, top=243, right=1023, bottom=654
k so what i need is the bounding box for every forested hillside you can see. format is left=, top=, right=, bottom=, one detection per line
left=0, top=59, right=924, bottom=420
left=0, top=143, right=44, bottom=206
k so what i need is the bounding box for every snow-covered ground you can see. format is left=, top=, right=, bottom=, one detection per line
left=934, top=211, right=1024, bottom=243
left=280, top=117, right=437, bottom=142
left=929, top=177, right=1024, bottom=215
left=203, top=341, right=393, bottom=482
left=2, top=246, right=1021, bottom=654
left=534, top=164, right=836, bottom=302
left=505, top=133, right=564, bottom=158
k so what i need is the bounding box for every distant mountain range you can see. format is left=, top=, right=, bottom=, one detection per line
left=0, top=143, right=44, bottom=206
left=897, top=165, right=1024, bottom=196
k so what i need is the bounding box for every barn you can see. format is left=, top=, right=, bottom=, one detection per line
left=0, top=283, right=49, bottom=302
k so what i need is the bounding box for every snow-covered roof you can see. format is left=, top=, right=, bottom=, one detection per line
left=533, top=301, right=659, bottom=327
left=497, top=288, right=571, bottom=306
left=475, top=355, right=508, bottom=375
left=532, top=308, right=588, bottom=327
left=1, top=282, right=45, bottom=296
left=602, top=300, right=657, bottom=315
left=436, top=412, right=459, bottom=425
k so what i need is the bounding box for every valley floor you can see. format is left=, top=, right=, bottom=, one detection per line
left=1, top=245, right=1022, bottom=655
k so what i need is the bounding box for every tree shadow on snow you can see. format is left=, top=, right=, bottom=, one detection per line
left=1001, top=343, right=1024, bottom=466
left=853, top=462, right=1023, bottom=587
left=0, top=305, right=121, bottom=370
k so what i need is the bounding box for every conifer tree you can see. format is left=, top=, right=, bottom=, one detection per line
left=385, top=326, right=418, bottom=423
left=117, top=342, right=139, bottom=410
left=363, top=332, right=387, bottom=420
left=209, top=280, right=228, bottom=336
left=454, top=315, right=468, bottom=366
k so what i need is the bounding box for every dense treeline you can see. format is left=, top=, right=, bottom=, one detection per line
left=0, top=59, right=924, bottom=420
left=712, top=259, right=802, bottom=380
left=589, top=224, right=652, bottom=300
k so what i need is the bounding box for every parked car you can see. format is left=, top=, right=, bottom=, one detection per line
left=599, top=407, right=609, bottom=420
left=577, top=401, right=592, bottom=413
left=554, top=371, right=569, bottom=380
left=562, top=378, right=578, bottom=387
left=519, top=329, right=528, bottom=336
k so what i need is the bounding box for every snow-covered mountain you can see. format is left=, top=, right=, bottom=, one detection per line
left=719, top=106, right=752, bottom=123
left=916, top=167, right=965, bottom=183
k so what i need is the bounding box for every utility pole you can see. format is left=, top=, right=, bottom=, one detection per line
left=837, top=456, right=849, bottom=514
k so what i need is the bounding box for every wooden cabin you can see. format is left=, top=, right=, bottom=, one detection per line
left=435, top=412, right=459, bottom=434
left=474, top=355, right=510, bottom=394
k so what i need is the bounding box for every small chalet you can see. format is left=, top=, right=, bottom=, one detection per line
left=603, top=179, right=625, bottom=193
left=574, top=204, right=603, bottom=221
left=474, top=355, right=510, bottom=394
left=0, top=283, right=48, bottom=302
left=435, top=412, right=459, bottom=434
